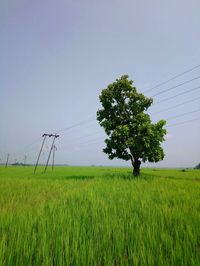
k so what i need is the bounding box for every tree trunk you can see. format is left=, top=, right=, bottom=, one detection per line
left=129, top=153, right=141, bottom=176
left=133, top=160, right=141, bottom=176
left=133, top=161, right=141, bottom=176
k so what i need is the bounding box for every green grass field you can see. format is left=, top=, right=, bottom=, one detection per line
left=0, top=166, right=200, bottom=265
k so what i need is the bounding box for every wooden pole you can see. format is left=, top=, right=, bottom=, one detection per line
left=5, top=153, right=10, bottom=168
left=34, top=134, right=47, bottom=174
left=52, top=145, right=57, bottom=171
left=52, top=145, right=55, bottom=171
left=24, top=155, right=27, bottom=167
left=44, top=134, right=59, bottom=173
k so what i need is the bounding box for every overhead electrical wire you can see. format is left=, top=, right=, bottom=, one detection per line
left=10, top=88, right=200, bottom=158
left=165, top=109, right=200, bottom=121
left=56, top=89, right=200, bottom=145
left=167, top=117, right=200, bottom=127
left=150, top=76, right=200, bottom=97
left=5, top=137, right=42, bottom=159
left=5, top=65, right=200, bottom=159
left=57, top=84, right=200, bottom=136
left=58, top=116, right=95, bottom=133
left=59, top=114, right=200, bottom=151
left=143, top=64, right=200, bottom=93
left=56, top=65, right=200, bottom=135
left=153, top=86, right=200, bottom=105
left=22, top=137, right=42, bottom=152
left=84, top=116, right=200, bottom=143
left=61, top=130, right=105, bottom=145
left=59, top=137, right=105, bottom=151
left=56, top=67, right=200, bottom=136
left=60, top=109, right=200, bottom=149
left=56, top=86, right=200, bottom=138
left=151, top=95, right=200, bottom=115
left=63, top=134, right=105, bottom=147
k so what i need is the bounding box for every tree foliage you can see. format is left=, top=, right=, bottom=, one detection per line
left=97, top=75, right=167, bottom=175
left=194, top=163, right=200, bottom=169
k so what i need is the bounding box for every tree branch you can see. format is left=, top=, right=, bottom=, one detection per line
left=128, top=147, right=135, bottom=166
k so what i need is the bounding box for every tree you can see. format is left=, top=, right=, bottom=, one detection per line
left=97, top=75, right=167, bottom=176
left=194, top=163, right=200, bottom=169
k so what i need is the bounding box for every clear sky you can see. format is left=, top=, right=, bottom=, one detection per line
left=0, top=0, right=200, bottom=168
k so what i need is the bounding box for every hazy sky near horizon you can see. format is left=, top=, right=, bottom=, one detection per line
left=0, top=0, right=200, bottom=167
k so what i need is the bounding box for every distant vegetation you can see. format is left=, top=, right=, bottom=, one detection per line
left=195, top=163, right=200, bottom=169
left=11, top=162, right=26, bottom=166
left=0, top=166, right=200, bottom=265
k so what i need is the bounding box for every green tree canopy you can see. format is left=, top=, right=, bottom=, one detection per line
left=97, top=75, right=167, bottom=176
left=194, top=163, right=200, bottom=169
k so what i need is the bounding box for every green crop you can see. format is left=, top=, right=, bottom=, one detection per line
left=0, top=166, right=199, bottom=265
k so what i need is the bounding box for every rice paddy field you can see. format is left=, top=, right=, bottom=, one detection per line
left=0, top=166, right=200, bottom=266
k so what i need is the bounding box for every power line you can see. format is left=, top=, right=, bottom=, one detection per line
left=61, top=129, right=105, bottom=145
left=61, top=111, right=200, bottom=147
left=151, top=95, right=200, bottom=114
left=1, top=136, right=42, bottom=158
left=144, top=64, right=200, bottom=93
left=60, top=115, right=200, bottom=151
left=54, top=73, right=200, bottom=136
left=72, top=116, right=200, bottom=146
left=166, top=109, right=200, bottom=121
left=57, top=87, right=200, bottom=138
left=6, top=67, right=200, bottom=159
left=59, top=135, right=105, bottom=150
left=22, top=137, right=42, bottom=151
left=58, top=112, right=200, bottom=153
left=58, top=116, right=95, bottom=133
left=151, top=76, right=200, bottom=97
left=153, top=86, right=200, bottom=105
left=167, top=117, right=200, bottom=127
left=55, top=85, right=200, bottom=136
left=57, top=91, right=200, bottom=145
left=56, top=78, right=200, bottom=136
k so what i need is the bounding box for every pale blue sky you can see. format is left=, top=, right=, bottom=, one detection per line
left=0, top=0, right=200, bottom=167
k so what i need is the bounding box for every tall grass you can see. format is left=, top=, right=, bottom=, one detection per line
left=0, top=167, right=200, bottom=265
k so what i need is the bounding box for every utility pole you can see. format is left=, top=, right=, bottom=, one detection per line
left=5, top=153, right=10, bottom=168
left=52, top=145, right=57, bottom=171
left=34, top=134, right=49, bottom=174
left=24, top=155, right=27, bottom=167
left=44, top=134, right=59, bottom=173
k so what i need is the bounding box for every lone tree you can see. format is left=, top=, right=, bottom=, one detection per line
left=97, top=75, right=167, bottom=176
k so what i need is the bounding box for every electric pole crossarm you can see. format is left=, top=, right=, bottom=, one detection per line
left=34, top=133, right=59, bottom=174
